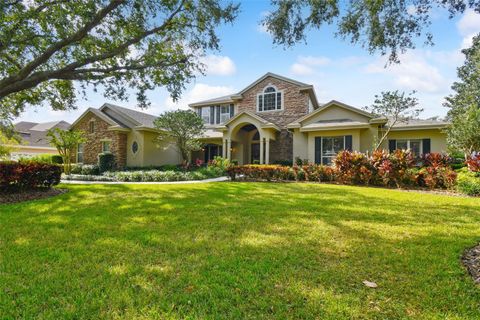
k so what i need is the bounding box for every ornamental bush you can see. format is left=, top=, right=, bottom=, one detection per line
left=457, top=169, right=480, bottom=196
left=98, top=153, right=115, bottom=173
left=466, top=154, right=480, bottom=172
left=0, top=161, right=62, bottom=190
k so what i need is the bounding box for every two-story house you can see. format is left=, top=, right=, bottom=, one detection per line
left=70, top=72, right=449, bottom=168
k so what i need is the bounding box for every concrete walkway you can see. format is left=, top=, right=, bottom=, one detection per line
left=60, top=176, right=230, bottom=185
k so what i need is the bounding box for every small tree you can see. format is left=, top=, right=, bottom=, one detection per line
left=154, top=110, right=205, bottom=164
left=364, top=90, right=422, bottom=150
left=47, top=128, right=86, bottom=174
left=0, top=131, right=19, bottom=159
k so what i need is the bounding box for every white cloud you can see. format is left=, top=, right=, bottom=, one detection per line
left=164, top=83, right=236, bottom=109
left=290, top=55, right=331, bottom=76
left=364, top=52, right=448, bottom=93
left=457, top=9, right=480, bottom=48
left=201, top=55, right=236, bottom=76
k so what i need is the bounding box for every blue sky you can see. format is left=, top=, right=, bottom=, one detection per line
left=18, top=2, right=480, bottom=124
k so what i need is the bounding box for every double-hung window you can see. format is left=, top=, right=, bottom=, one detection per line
left=200, top=107, right=210, bottom=124
left=77, top=143, right=84, bottom=163
left=395, top=139, right=422, bottom=156
left=257, top=86, right=282, bottom=112
left=102, top=141, right=111, bottom=153
left=220, top=105, right=231, bottom=123
left=321, top=136, right=345, bottom=165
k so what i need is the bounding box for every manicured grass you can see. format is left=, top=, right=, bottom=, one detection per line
left=1, top=183, right=480, bottom=319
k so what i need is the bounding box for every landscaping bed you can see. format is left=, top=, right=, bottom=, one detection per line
left=463, top=243, right=480, bottom=285
left=0, top=188, right=67, bottom=204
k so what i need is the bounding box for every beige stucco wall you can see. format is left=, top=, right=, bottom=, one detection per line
left=126, top=130, right=182, bottom=167
left=381, top=129, right=447, bottom=153
left=302, top=104, right=371, bottom=126
left=292, top=129, right=308, bottom=161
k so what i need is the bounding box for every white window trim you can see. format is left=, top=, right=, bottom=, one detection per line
left=256, top=85, right=284, bottom=112
left=201, top=106, right=210, bottom=124
left=320, top=136, right=346, bottom=165
left=396, top=139, right=423, bottom=154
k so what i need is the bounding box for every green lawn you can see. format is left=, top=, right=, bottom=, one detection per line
left=1, top=183, right=480, bottom=319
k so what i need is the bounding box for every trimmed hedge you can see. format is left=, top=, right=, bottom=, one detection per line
left=98, top=152, right=115, bottom=173
left=227, top=150, right=457, bottom=190
left=103, top=167, right=224, bottom=182
left=0, top=161, right=62, bottom=190
left=457, top=169, right=480, bottom=196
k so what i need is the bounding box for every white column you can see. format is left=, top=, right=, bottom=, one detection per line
left=265, top=137, right=270, bottom=164
left=259, top=137, right=264, bottom=164
left=227, top=139, right=232, bottom=160
left=222, top=139, right=226, bottom=158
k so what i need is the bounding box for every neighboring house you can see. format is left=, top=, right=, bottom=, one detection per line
left=190, top=72, right=448, bottom=165
left=9, top=121, right=71, bottom=160
left=70, top=103, right=181, bottom=168
left=70, top=72, right=449, bottom=168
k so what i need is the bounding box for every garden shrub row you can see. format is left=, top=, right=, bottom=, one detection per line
left=227, top=150, right=457, bottom=190
left=102, top=166, right=224, bottom=182
left=0, top=161, right=62, bottom=190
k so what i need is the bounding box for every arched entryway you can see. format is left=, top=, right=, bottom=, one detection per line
left=220, top=112, right=280, bottom=165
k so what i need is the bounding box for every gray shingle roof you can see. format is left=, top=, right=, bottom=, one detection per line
left=102, top=103, right=158, bottom=128
left=14, top=120, right=71, bottom=148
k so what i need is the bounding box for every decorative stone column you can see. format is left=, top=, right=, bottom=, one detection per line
left=265, top=137, right=270, bottom=164
left=222, top=139, right=227, bottom=158
left=259, top=137, right=264, bottom=164
left=227, top=139, right=232, bottom=160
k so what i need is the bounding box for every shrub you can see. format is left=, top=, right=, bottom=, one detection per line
left=333, top=151, right=373, bottom=185
left=466, top=154, right=480, bottom=172
left=457, top=169, right=480, bottom=196
left=421, top=153, right=452, bottom=168
left=0, top=161, right=61, bottom=190
left=51, top=155, right=63, bottom=164
left=273, top=159, right=293, bottom=166
left=20, top=154, right=53, bottom=163
left=80, top=165, right=99, bottom=175
left=208, top=156, right=231, bottom=171
left=98, top=152, right=115, bottom=173
left=102, top=166, right=225, bottom=182
left=417, top=166, right=457, bottom=189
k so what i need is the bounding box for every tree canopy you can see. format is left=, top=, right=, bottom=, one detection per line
left=0, top=0, right=238, bottom=127
left=154, top=109, right=205, bottom=163
left=445, top=34, right=480, bottom=156
left=364, top=90, right=422, bottom=150
left=47, top=128, right=86, bottom=174
left=263, top=0, right=480, bottom=62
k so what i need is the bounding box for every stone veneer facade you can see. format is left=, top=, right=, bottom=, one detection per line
left=72, top=113, right=127, bottom=168
left=236, top=76, right=310, bottom=162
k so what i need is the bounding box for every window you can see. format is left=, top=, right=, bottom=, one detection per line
left=102, top=141, right=111, bottom=153
left=322, top=136, right=345, bottom=165
left=257, top=86, right=282, bottom=112
left=200, top=106, right=210, bottom=124
left=220, top=105, right=231, bottom=123
left=395, top=139, right=422, bottom=156
left=132, top=141, right=139, bottom=154
left=89, top=121, right=95, bottom=133
left=77, top=143, right=84, bottom=163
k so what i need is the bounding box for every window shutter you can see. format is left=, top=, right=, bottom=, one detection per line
left=258, top=95, right=263, bottom=111
left=210, top=106, right=214, bottom=125
left=422, top=138, right=431, bottom=155
left=345, top=135, right=353, bottom=151
left=216, top=106, right=220, bottom=124
left=388, top=140, right=396, bottom=153
left=197, top=108, right=201, bottom=116
left=230, top=104, right=234, bottom=117
left=315, top=137, right=322, bottom=164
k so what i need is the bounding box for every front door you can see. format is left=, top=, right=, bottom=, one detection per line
left=251, top=143, right=260, bottom=163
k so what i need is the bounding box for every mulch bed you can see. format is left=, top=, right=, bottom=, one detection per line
left=0, top=188, right=68, bottom=204
left=462, top=243, right=480, bottom=284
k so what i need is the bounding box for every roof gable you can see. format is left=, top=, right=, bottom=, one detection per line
left=289, top=100, right=374, bottom=127
left=238, top=72, right=311, bottom=94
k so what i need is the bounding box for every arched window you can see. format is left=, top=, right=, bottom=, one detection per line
left=257, top=85, right=283, bottom=112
